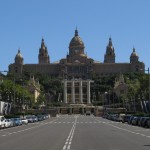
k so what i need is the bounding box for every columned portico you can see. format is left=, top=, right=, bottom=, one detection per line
left=63, top=80, right=67, bottom=104
left=62, top=79, right=93, bottom=104
left=79, top=80, right=83, bottom=103
left=71, top=80, right=75, bottom=103
left=87, top=80, right=91, bottom=104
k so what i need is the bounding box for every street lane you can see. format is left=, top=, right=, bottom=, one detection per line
left=0, top=115, right=150, bottom=150
left=0, top=117, right=75, bottom=150
left=72, top=116, right=150, bottom=150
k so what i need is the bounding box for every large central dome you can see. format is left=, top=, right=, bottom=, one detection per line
left=69, top=29, right=84, bottom=48
left=69, top=29, right=85, bottom=56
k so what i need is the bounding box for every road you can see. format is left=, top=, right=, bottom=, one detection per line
left=0, top=115, right=150, bottom=150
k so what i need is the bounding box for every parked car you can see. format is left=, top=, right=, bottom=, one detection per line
left=26, top=116, right=34, bottom=123
left=86, top=111, right=91, bottom=116
left=131, top=117, right=140, bottom=125
left=122, top=114, right=132, bottom=123
left=118, top=114, right=125, bottom=122
left=128, top=116, right=134, bottom=124
left=138, top=117, right=146, bottom=126
left=0, top=116, right=6, bottom=129
left=10, top=118, right=16, bottom=126
left=32, top=116, right=38, bottom=122
left=138, top=117, right=145, bottom=126
left=110, top=114, right=119, bottom=121
left=44, top=114, right=50, bottom=119
left=4, top=119, right=14, bottom=128
left=37, top=115, right=44, bottom=121
left=21, top=118, right=28, bottom=125
left=141, top=117, right=150, bottom=127
left=14, top=118, right=22, bottom=126
left=146, top=118, right=150, bottom=128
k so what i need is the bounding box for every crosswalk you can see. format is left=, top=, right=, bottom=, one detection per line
left=34, top=121, right=121, bottom=124
left=57, top=115, right=95, bottom=119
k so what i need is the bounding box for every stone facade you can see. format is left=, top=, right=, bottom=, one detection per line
left=28, top=76, right=40, bottom=103
left=8, top=29, right=145, bottom=79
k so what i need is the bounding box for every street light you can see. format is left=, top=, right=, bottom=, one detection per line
left=146, top=68, right=150, bottom=109
left=105, top=92, right=108, bottom=105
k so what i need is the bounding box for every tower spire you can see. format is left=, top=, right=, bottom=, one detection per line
left=75, top=27, right=78, bottom=36
left=109, top=36, right=112, bottom=46
left=104, top=37, right=115, bottom=63
left=133, top=46, right=135, bottom=52
left=38, top=38, right=50, bottom=64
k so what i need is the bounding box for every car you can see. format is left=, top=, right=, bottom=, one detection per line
left=128, top=116, right=134, bottom=124
left=122, top=114, right=132, bottom=123
left=118, top=114, right=126, bottom=122
left=8, top=119, right=15, bottom=127
left=86, top=111, right=91, bottom=116
left=110, top=114, right=119, bottom=121
left=138, top=117, right=146, bottom=126
left=141, top=117, right=150, bottom=127
left=146, top=118, right=150, bottom=128
left=14, top=118, right=22, bottom=126
left=131, top=117, right=139, bottom=125
left=43, top=114, right=50, bottom=119
left=21, top=118, right=28, bottom=125
left=4, top=119, right=14, bottom=128
left=11, top=118, right=16, bottom=127
left=0, top=116, right=6, bottom=129
left=32, top=116, right=38, bottom=122
left=4, top=119, right=12, bottom=128
left=37, top=115, right=44, bottom=121
left=26, top=116, right=34, bottom=123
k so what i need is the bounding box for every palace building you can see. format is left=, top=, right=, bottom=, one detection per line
left=8, top=29, right=145, bottom=104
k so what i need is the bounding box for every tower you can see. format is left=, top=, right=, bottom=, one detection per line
left=104, top=37, right=115, bottom=63
left=38, top=38, right=50, bottom=64
left=15, top=49, right=24, bottom=65
left=130, top=47, right=139, bottom=63
left=11, top=49, right=24, bottom=74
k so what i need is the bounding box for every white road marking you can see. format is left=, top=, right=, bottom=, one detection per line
left=62, top=116, right=77, bottom=150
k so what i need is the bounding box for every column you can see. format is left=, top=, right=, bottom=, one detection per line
left=79, top=81, right=83, bottom=103
left=63, top=80, right=67, bottom=104
left=71, top=80, right=75, bottom=103
left=87, top=80, right=91, bottom=104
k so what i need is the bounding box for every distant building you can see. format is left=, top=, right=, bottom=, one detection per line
left=8, top=29, right=145, bottom=105
left=8, top=29, right=145, bottom=79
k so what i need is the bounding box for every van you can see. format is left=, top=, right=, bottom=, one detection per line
left=0, top=116, right=6, bottom=129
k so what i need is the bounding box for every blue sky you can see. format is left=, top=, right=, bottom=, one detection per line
left=0, top=0, right=150, bottom=73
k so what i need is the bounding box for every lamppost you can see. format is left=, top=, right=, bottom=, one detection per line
left=104, top=92, right=108, bottom=114
left=147, top=68, right=150, bottom=110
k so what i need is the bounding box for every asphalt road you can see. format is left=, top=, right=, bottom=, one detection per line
left=0, top=115, right=150, bottom=150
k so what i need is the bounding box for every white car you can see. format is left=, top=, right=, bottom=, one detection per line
left=6, top=119, right=15, bottom=127
left=0, top=116, right=6, bottom=129
left=4, top=119, right=12, bottom=128
left=21, top=118, right=28, bottom=125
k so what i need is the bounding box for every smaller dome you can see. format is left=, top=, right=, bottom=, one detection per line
left=15, top=49, right=23, bottom=59
left=131, top=47, right=138, bottom=57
